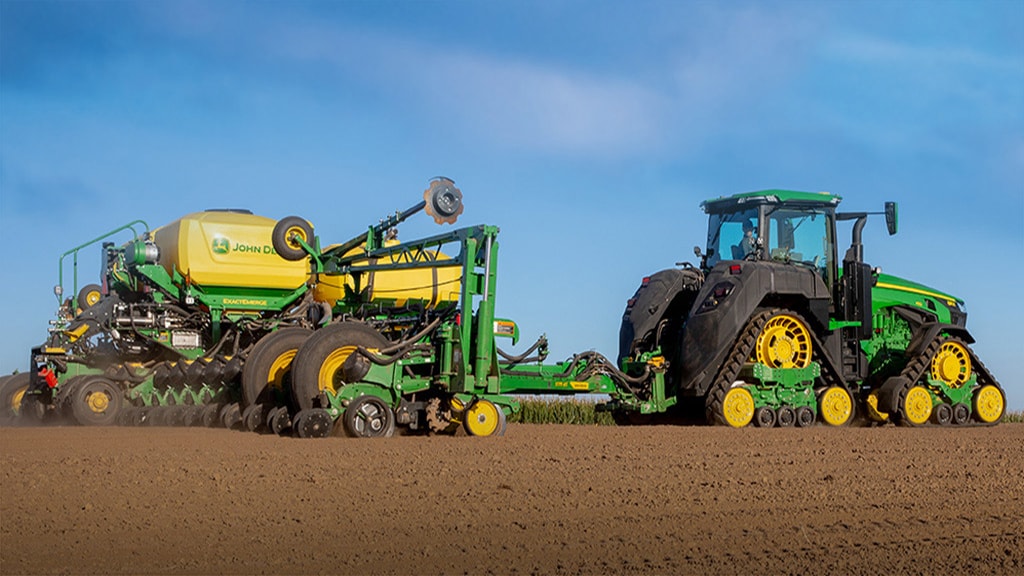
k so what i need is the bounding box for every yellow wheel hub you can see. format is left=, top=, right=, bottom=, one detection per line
left=974, top=385, right=1004, bottom=424
left=85, top=290, right=101, bottom=307
left=755, top=314, right=812, bottom=369
left=318, top=346, right=357, bottom=395
left=721, top=387, right=754, bottom=428
left=267, top=351, right=297, bottom=390
left=902, top=386, right=933, bottom=425
left=464, top=400, right=501, bottom=436
left=86, top=390, right=110, bottom=414
left=931, top=341, right=971, bottom=388
left=285, top=226, right=308, bottom=249
left=819, top=387, right=853, bottom=426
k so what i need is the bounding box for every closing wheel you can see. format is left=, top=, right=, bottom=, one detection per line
left=201, top=404, right=222, bottom=427
left=795, top=406, right=815, bottom=428
left=718, top=387, right=755, bottom=428
left=776, top=406, right=796, bottom=428
left=972, top=385, right=1005, bottom=424
left=342, top=395, right=396, bottom=438
left=242, top=403, right=268, bottom=433
left=0, top=373, right=31, bottom=424
left=754, top=312, right=812, bottom=369
left=295, top=408, right=334, bottom=438
left=272, top=216, right=314, bottom=261
left=242, top=328, right=312, bottom=408
left=951, top=403, right=970, bottom=425
left=268, top=406, right=293, bottom=435
left=70, top=377, right=123, bottom=426
left=220, top=403, right=242, bottom=430
left=463, top=399, right=507, bottom=437
left=291, top=323, right=388, bottom=411
left=898, top=385, right=933, bottom=427
left=818, top=386, right=854, bottom=427
left=931, top=403, right=953, bottom=426
left=76, top=283, right=103, bottom=310
left=753, top=406, right=776, bottom=428
left=930, top=339, right=972, bottom=389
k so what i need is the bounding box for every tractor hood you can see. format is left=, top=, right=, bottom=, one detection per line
left=872, top=273, right=963, bottom=307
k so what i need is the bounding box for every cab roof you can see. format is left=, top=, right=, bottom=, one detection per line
left=701, top=189, right=843, bottom=213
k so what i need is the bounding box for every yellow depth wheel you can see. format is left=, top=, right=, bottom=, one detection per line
left=818, top=387, right=853, bottom=426
left=901, top=386, right=933, bottom=426
left=973, top=385, right=1005, bottom=424
left=930, top=341, right=972, bottom=388
left=267, top=350, right=298, bottom=390
left=755, top=314, right=812, bottom=369
left=463, top=400, right=505, bottom=436
left=317, top=346, right=358, bottom=395
left=721, top=387, right=755, bottom=428
left=84, top=290, right=101, bottom=307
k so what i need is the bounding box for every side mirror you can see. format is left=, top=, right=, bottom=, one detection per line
left=884, top=202, right=898, bottom=235
left=693, top=246, right=702, bottom=258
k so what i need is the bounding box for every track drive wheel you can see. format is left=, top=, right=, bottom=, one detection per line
left=930, top=339, right=972, bottom=389
left=70, top=377, right=123, bottom=426
left=272, top=216, right=315, bottom=261
left=972, top=385, right=1005, bottom=424
left=818, top=386, right=854, bottom=427
left=242, top=327, right=312, bottom=408
left=754, top=312, right=812, bottom=369
left=897, top=385, right=933, bottom=427
left=463, top=399, right=507, bottom=437
left=342, top=395, right=396, bottom=438
left=291, top=323, right=388, bottom=411
left=294, top=408, right=334, bottom=438
left=0, top=373, right=31, bottom=424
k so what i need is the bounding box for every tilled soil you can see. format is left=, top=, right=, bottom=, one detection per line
left=1, top=424, right=1022, bottom=575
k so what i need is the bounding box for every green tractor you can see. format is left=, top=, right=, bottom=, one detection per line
left=613, top=190, right=1005, bottom=427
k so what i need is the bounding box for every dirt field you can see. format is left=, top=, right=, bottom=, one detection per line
left=1, top=424, right=1022, bottom=575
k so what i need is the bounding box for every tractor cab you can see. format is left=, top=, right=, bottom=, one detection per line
left=701, top=190, right=842, bottom=287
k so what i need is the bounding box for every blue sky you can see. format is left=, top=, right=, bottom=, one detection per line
left=2, top=0, right=1022, bottom=409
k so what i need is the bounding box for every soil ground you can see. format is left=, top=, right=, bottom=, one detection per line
left=1, top=424, right=1022, bottom=575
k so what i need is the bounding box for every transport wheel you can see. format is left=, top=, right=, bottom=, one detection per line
left=272, top=216, right=315, bottom=261
left=291, top=323, right=388, bottom=411
left=972, top=385, right=1005, bottom=424
left=0, top=373, right=30, bottom=424
left=776, top=406, right=796, bottom=427
left=931, top=403, right=953, bottom=426
left=719, top=387, right=755, bottom=428
left=754, top=312, right=812, bottom=369
left=818, top=386, right=854, bottom=427
left=951, top=403, right=971, bottom=426
left=463, top=399, right=507, bottom=437
left=753, top=406, right=776, bottom=428
left=897, top=385, right=933, bottom=427
left=295, top=408, right=334, bottom=438
left=70, top=377, right=123, bottom=426
left=76, top=284, right=103, bottom=310
left=342, top=395, right=396, bottom=438
left=795, top=406, right=815, bottom=428
left=242, top=328, right=312, bottom=408
left=930, top=339, right=972, bottom=389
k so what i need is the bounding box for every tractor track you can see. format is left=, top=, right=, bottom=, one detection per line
left=3, top=424, right=1021, bottom=575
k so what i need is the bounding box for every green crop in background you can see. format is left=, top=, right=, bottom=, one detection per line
left=509, top=398, right=615, bottom=426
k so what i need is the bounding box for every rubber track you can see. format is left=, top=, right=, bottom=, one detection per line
left=895, top=335, right=1005, bottom=427
left=704, top=309, right=776, bottom=425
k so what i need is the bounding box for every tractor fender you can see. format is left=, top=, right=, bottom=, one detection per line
left=906, top=322, right=974, bottom=358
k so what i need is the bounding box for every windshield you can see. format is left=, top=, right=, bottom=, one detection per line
left=706, top=208, right=758, bottom=268
left=766, top=208, right=834, bottom=281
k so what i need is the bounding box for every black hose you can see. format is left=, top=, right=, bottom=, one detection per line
left=496, top=336, right=548, bottom=364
